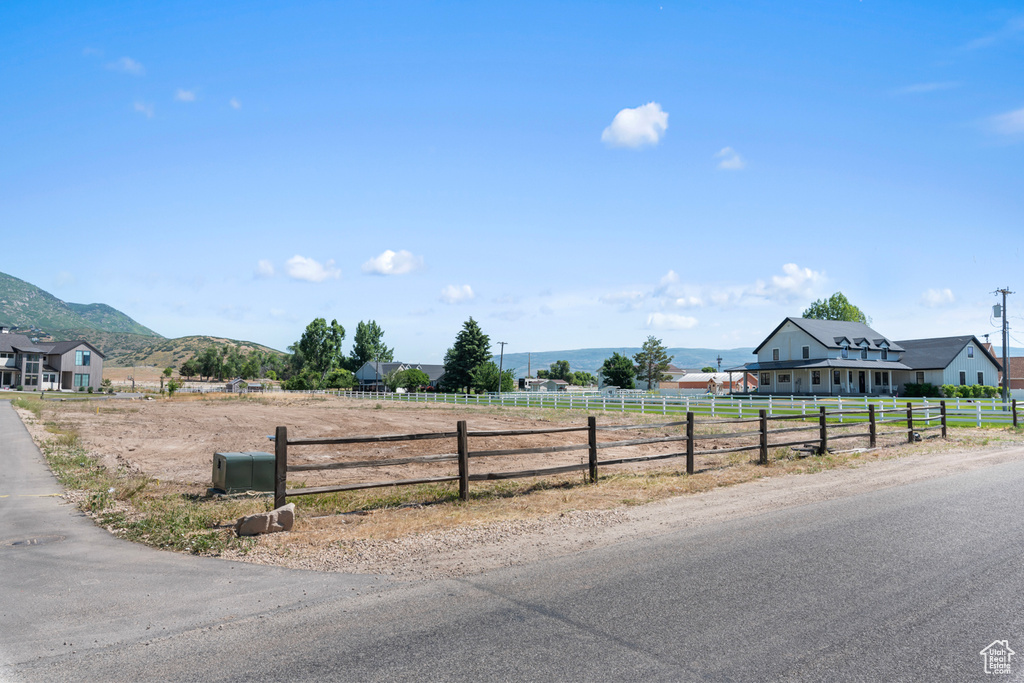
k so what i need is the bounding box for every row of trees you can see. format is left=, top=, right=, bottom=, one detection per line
left=597, top=336, right=674, bottom=390
left=535, top=360, right=597, bottom=386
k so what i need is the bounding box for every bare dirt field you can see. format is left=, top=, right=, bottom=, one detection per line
left=21, top=393, right=1024, bottom=579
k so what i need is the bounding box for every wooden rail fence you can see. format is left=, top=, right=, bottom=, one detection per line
left=272, top=402, right=950, bottom=509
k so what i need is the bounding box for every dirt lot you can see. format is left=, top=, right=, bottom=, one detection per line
left=22, top=393, right=1024, bottom=579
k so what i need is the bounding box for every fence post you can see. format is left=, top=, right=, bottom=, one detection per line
left=1014, top=399, right=1018, bottom=428
left=686, top=411, right=695, bottom=475
left=819, top=407, right=827, bottom=455
left=759, top=409, right=768, bottom=465
left=907, top=402, right=914, bottom=443
left=869, top=405, right=876, bottom=448
left=457, top=420, right=469, bottom=501
left=976, top=403, right=982, bottom=428
left=274, top=425, right=288, bottom=510
left=940, top=401, right=947, bottom=438
left=587, top=416, right=598, bottom=483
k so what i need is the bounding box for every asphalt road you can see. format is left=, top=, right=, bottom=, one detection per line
left=2, top=400, right=1022, bottom=681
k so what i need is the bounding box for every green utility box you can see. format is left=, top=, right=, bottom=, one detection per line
left=211, top=451, right=276, bottom=493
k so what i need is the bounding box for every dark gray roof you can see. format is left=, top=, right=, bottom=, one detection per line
left=46, top=340, right=105, bottom=356
left=895, top=336, right=1001, bottom=371
left=0, top=333, right=35, bottom=353
left=754, top=318, right=903, bottom=354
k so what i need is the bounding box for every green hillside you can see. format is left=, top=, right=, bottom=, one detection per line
left=0, top=271, right=160, bottom=338
left=105, top=335, right=284, bottom=368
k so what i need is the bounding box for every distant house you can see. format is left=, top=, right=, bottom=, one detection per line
left=732, top=317, right=1001, bottom=396
left=354, top=361, right=446, bottom=390
left=1003, top=357, right=1024, bottom=390
left=0, top=326, right=105, bottom=391
left=659, top=371, right=759, bottom=395
left=225, top=378, right=246, bottom=393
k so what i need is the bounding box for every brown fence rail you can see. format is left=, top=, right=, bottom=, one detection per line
left=272, top=401, right=951, bottom=509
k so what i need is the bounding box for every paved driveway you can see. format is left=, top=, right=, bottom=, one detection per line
left=3, top=400, right=1023, bottom=681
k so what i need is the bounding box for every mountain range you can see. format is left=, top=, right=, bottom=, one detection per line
left=0, top=271, right=280, bottom=366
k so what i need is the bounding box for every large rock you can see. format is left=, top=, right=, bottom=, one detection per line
left=234, top=503, right=295, bottom=536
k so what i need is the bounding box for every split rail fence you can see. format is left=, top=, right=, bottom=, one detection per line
left=271, top=401, right=968, bottom=509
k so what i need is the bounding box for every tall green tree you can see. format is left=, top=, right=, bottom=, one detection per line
left=571, top=371, right=597, bottom=386
left=470, top=361, right=515, bottom=393
left=801, top=292, right=870, bottom=324
left=393, top=368, right=431, bottom=392
left=598, top=352, right=636, bottom=389
left=633, top=336, right=674, bottom=390
left=548, top=360, right=572, bottom=382
left=348, top=320, right=395, bottom=371
left=441, top=317, right=491, bottom=392
left=297, top=318, right=346, bottom=388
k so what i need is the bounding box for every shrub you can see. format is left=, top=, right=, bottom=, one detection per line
left=283, top=375, right=311, bottom=391
left=87, top=386, right=94, bottom=394
left=78, top=386, right=85, bottom=392
left=905, top=382, right=941, bottom=398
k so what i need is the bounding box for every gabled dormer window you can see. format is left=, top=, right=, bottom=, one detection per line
left=841, top=346, right=849, bottom=359
left=881, top=348, right=888, bottom=360
left=861, top=347, right=868, bottom=359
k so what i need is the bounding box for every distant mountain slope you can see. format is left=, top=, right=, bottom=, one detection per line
left=494, top=347, right=757, bottom=378
left=105, top=335, right=284, bottom=368
left=0, top=271, right=160, bottom=337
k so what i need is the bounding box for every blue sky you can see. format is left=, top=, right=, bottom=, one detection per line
left=2, top=1, right=1022, bottom=361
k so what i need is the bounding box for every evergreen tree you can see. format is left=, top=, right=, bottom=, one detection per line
left=633, top=336, right=674, bottom=390
left=441, top=317, right=491, bottom=392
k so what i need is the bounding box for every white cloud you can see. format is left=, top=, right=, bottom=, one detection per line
left=254, top=259, right=275, bottom=278
left=440, top=284, right=474, bottom=304
left=989, top=106, right=1024, bottom=135
left=229, top=97, right=242, bottom=110
left=894, top=82, right=961, bottom=95
left=647, top=313, right=699, bottom=330
left=361, top=249, right=424, bottom=275
left=601, top=102, right=668, bottom=148
left=674, top=296, right=703, bottom=308
left=714, top=147, right=746, bottom=170
left=285, top=255, right=341, bottom=282
left=175, top=89, right=196, bottom=102
left=752, top=263, right=824, bottom=303
left=107, top=57, right=145, bottom=75
left=921, top=288, right=955, bottom=308
left=133, top=101, right=154, bottom=118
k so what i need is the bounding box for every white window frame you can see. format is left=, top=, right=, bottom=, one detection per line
left=772, top=348, right=780, bottom=361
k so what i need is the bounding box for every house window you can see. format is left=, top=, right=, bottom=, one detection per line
left=74, top=373, right=90, bottom=387
left=978, top=372, right=984, bottom=384
left=881, top=349, right=888, bottom=360
left=841, top=346, right=849, bottom=359
left=760, top=372, right=771, bottom=386
left=874, top=372, right=882, bottom=385
left=833, top=370, right=840, bottom=386
left=860, top=347, right=868, bottom=359
left=802, top=346, right=810, bottom=359
left=916, top=371, right=925, bottom=384
left=882, top=373, right=889, bottom=386
left=812, top=371, right=821, bottom=385
left=848, top=371, right=853, bottom=385
left=24, top=374, right=38, bottom=386
left=772, top=348, right=780, bottom=361
left=778, top=374, right=791, bottom=383
left=967, top=346, right=974, bottom=358
left=43, top=372, right=56, bottom=383
left=959, top=371, right=966, bottom=386
left=26, top=356, right=39, bottom=374
left=76, top=350, right=91, bottom=366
